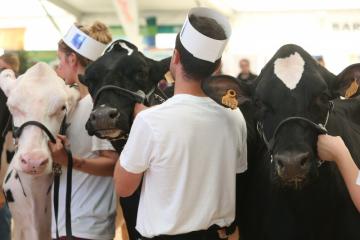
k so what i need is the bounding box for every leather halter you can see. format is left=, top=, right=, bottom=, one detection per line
left=93, top=85, right=157, bottom=106
left=11, top=114, right=73, bottom=238
left=257, top=101, right=334, bottom=166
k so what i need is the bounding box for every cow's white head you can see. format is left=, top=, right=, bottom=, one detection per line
left=0, top=62, right=79, bottom=175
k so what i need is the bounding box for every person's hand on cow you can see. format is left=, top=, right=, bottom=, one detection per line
left=133, top=103, right=148, bottom=118
left=318, top=134, right=360, bottom=212
left=317, top=135, right=350, bottom=163
left=48, top=134, right=70, bottom=166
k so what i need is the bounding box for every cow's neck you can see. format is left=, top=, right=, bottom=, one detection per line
left=6, top=163, right=53, bottom=240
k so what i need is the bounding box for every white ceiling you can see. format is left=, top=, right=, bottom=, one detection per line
left=48, top=0, right=207, bottom=25
left=3, top=0, right=360, bottom=27
left=60, top=0, right=199, bottom=13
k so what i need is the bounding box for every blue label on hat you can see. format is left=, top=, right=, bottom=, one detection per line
left=71, top=34, right=86, bottom=49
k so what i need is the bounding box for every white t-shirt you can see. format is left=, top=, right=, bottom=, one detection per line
left=120, top=94, right=247, bottom=238
left=356, top=171, right=360, bottom=186
left=51, top=95, right=116, bottom=240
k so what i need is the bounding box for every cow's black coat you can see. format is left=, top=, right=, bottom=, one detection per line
left=0, top=89, right=10, bottom=168
left=81, top=40, right=170, bottom=240
left=204, top=44, right=360, bottom=240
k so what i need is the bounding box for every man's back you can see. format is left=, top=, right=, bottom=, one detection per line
left=120, top=94, right=247, bottom=237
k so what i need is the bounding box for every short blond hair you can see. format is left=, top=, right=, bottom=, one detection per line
left=0, top=53, right=20, bottom=74
left=58, top=21, right=112, bottom=67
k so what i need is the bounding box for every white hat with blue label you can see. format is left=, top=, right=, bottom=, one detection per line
left=62, top=24, right=107, bottom=61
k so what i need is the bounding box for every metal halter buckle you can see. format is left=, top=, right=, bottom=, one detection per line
left=53, top=163, right=62, bottom=176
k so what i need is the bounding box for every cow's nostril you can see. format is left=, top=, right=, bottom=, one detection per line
left=109, top=110, right=119, bottom=119
left=21, top=158, right=27, bottom=164
left=90, top=113, right=96, bottom=121
left=39, top=159, right=49, bottom=167
left=299, top=152, right=310, bottom=168
left=277, top=160, right=284, bottom=169
left=300, top=158, right=307, bottom=167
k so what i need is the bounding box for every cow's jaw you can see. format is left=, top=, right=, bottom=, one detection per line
left=275, top=171, right=307, bottom=190
left=95, top=129, right=125, bottom=140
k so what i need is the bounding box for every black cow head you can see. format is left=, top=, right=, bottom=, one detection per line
left=203, top=44, right=360, bottom=189
left=80, top=40, right=170, bottom=139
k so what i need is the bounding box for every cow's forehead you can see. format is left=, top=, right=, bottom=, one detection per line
left=274, top=52, right=305, bottom=90
left=256, top=45, right=330, bottom=108
left=8, top=77, right=67, bottom=109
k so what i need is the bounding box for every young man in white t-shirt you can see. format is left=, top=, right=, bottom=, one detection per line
left=114, top=8, right=247, bottom=240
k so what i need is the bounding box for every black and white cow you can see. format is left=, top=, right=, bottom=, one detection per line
left=80, top=40, right=170, bottom=240
left=0, top=84, right=10, bottom=152
left=203, top=44, right=360, bottom=240
left=0, top=79, right=11, bottom=206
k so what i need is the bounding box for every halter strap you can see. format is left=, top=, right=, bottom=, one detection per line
left=13, top=121, right=57, bottom=143
left=257, top=101, right=334, bottom=156
left=93, top=85, right=156, bottom=106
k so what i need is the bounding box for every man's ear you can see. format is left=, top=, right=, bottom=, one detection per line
left=149, top=57, right=171, bottom=84
left=334, top=63, right=360, bottom=98
left=202, top=75, right=253, bottom=109
left=0, top=69, right=17, bottom=97
left=64, top=85, right=80, bottom=116
left=172, top=49, right=180, bottom=65
left=67, top=52, right=78, bottom=67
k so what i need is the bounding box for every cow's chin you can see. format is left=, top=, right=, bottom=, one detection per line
left=277, top=176, right=308, bottom=190
left=273, top=168, right=309, bottom=190
left=94, top=129, right=126, bottom=140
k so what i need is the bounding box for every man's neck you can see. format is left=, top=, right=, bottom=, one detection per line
left=174, top=74, right=206, bottom=97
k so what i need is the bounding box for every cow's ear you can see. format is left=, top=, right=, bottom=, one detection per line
left=64, top=85, right=80, bottom=116
left=106, top=40, right=138, bottom=54
left=202, top=75, right=252, bottom=109
left=149, top=57, right=171, bottom=83
left=333, top=63, right=360, bottom=98
left=0, top=69, right=17, bottom=97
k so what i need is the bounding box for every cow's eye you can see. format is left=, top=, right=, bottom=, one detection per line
left=318, top=93, right=329, bottom=104
left=61, top=105, right=66, bottom=111
left=8, top=106, right=24, bottom=115
left=135, top=70, right=148, bottom=82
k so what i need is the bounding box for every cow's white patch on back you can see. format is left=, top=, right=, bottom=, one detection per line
left=274, top=52, right=305, bottom=90
left=119, top=42, right=133, bottom=56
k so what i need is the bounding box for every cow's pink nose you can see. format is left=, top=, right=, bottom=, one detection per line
left=20, top=150, right=49, bottom=174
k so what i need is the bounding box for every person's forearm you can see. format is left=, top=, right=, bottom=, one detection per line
left=72, top=156, right=116, bottom=176
left=335, top=150, right=360, bottom=212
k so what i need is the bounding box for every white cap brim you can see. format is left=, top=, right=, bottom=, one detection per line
left=62, top=25, right=107, bottom=61
left=179, top=7, right=232, bottom=63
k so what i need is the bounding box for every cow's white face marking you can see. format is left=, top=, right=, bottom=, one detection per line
left=119, top=42, right=133, bottom=56
left=274, top=52, right=305, bottom=90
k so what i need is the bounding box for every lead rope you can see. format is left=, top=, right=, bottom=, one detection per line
left=53, top=114, right=73, bottom=240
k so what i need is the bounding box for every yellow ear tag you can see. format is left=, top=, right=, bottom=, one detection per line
left=164, top=71, right=175, bottom=84
left=221, top=89, right=238, bottom=109
left=345, top=81, right=359, bottom=98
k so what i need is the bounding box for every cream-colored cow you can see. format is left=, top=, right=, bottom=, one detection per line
left=0, top=63, right=79, bottom=240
